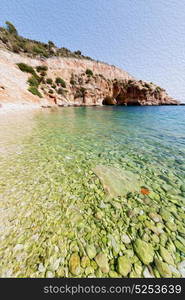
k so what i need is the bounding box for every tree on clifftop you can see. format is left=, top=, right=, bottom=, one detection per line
left=5, top=21, right=18, bottom=35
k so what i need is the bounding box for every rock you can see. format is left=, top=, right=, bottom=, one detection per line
left=167, top=240, right=176, bottom=253
left=91, top=260, right=98, bottom=270
left=155, top=223, right=164, bottom=234
left=81, top=256, right=90, bottom=268
left=95, top=269, right=103, bottom=278
left=178, top=261, right=185, bottom=277
left=145, top=220, right=164, bottom=235
left=121, top=233, right=131, bottom=244
left=13, top=244, right=24, bottom=251
left=142, top=233, right=150, bottom=242
left=102, top=96, right=117, bottom=105
left=180, top=185, right=185, bottom=192
left=177, top=224, right=185, bottom=234
left=177, top=235, right=185, bottom=247
left=169, top=265, right=181, bottom=278
left=85, top=266, right=94, bottom=276
left=159, top=233, right=168, bottom=246
left=166, top=221, right=177, bottom=231
left=134, top=262, right=142, bottom=276
left=57, top=267, right=65, bottom=277
left=93, top=165, right=140, bottom=197
left=149, top=212, right=162, bottom=223
left=109, top=270, right=121, bottom=278
left=159, top=209, right=172, bottom=222
left=69, top=253, right=81, bottom=275
left=148, top=191, right=160, bottom=201
left=108, top=234, right=120, bottom=254
left=129, top=271, right=138, bottom=278
left=133, top=239, right=154, bottom=265
left=175, top=241, right=185, bottom=254
left=86, top=244, right=97, bottom=259
left=159, top=246, right=174, bottom=265
left=116, top=80, right=179, bottom=106
left=143, top=267, right=154, bottom=278
left=153, top=268, right=161, bottom=278
left=38, top=263, right=46, bottom=273
left=95, top=252, right=109, bottom=273
left=46, top=271, right=55, bottom=278
left=95, top=211, right=104, bottom=220
left=123, top=249, right=134, bottom=258
left=151, top=234, right=160, bottom=243
left=117, top=256, right=132, bottom=277
left=155, top=259, right=172, bottom=277
left=49, top=258, right=61, bottom=272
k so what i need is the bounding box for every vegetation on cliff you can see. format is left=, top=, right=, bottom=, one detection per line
left=0, top=21, right=92, bottom=60
left=17, top=62, right=68, bottom=99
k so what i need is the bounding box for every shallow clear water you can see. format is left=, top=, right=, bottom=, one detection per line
left=0, top=106, right=185, bottom=277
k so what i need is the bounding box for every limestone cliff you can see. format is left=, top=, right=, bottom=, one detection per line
left=0, top=49, right=180, bottom=108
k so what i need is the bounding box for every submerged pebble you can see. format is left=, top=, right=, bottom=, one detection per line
left=133, top=239, right=154, bottom=265
left=117, top=256, right=132, bottom=277
left=95, top=252, right=109, bottom=273
left=69, top=253, right=81, bottom=276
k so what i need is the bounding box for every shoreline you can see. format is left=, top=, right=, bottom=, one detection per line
left=0, top=102, right=41, bottom=115
left=0, top=102, right=184, bottom=115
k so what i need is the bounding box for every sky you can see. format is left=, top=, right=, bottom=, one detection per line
left=1, top=0, right=185, bottom=102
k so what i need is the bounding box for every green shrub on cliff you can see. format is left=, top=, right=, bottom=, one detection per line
left=144, top=82, right=151, bottom=89
left=48, top=40, right=55, bottom=48
left=36, top=65, right=48, bottom=72
left=86, top=69, right=93, bottom=76
left=27, top=76, right=39, bottom=88
left=70, top=73, right=76, bottom=85
left=11, top=42, right=20, bottom=53
left=46, top=78, right=53, bottom=84
left=40, top=71, right=47, bottom=77
left=156, top=86, right=162, bottom=92
left=17, top=61, right=44, bottom=97
left=39, top=77, right=45, bottom=84
left=57, top=88, right=65, bottom=95
left=74, top=87, right=86, bottom=98
left=74, top=50, right=81, bottom=55
left=32, top=46, right=48, bottom=57
left=55, top=77, right=66, bottom=88
left=28, top=86, right=42, bottom=98
left=17, top=63, right=38, bottom=78
left=70, top=79, right=76, bottom=85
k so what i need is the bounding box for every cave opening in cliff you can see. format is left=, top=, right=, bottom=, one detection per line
left=126, top=101, right=141, bottom=106
left=115, top=94, right=141, bottom=106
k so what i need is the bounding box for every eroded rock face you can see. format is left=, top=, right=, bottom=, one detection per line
left=112, top=79, right=180, bottom=106
left=55, top=75, right=179, bottom=107
left=0, top=49, right=180, bottom=107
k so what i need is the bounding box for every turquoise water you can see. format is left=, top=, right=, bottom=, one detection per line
left=0, top=106, right=185, bottom=277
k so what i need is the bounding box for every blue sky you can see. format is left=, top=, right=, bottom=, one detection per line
left=1, top=0, right=185, bottom=102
